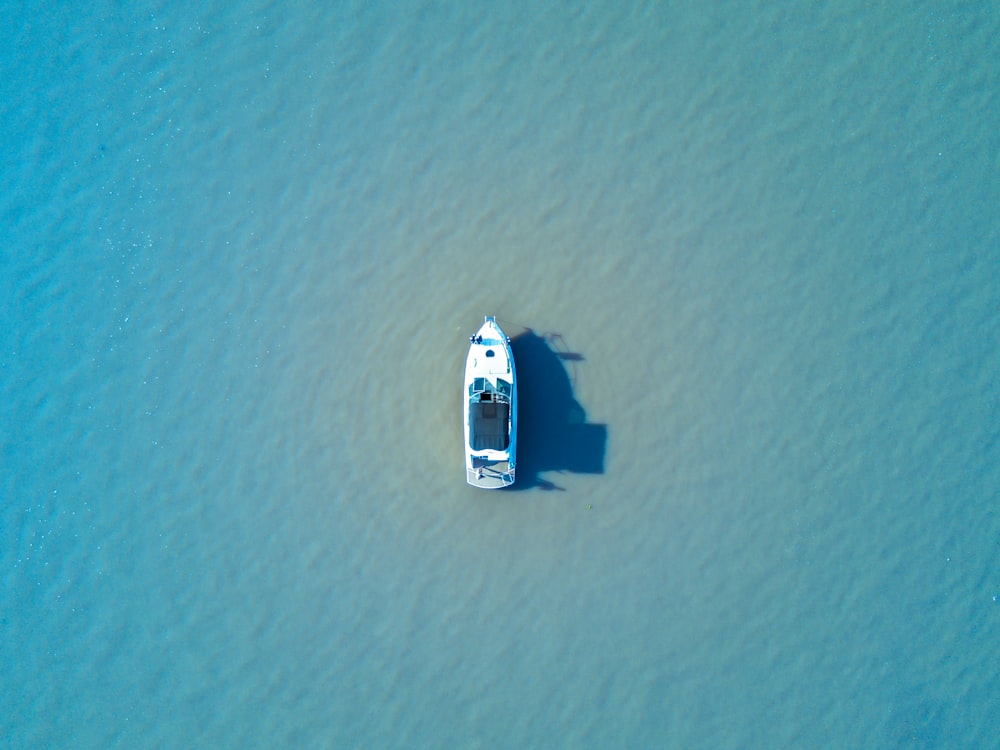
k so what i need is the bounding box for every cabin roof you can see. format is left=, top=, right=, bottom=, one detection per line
left=469, top=401, right=510, bottom=451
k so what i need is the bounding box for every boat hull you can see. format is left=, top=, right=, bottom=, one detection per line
left=464, top=316, right=516, bottom=488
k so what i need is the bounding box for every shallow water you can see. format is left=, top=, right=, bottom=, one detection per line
left=3, top=1, right=999, bottom=747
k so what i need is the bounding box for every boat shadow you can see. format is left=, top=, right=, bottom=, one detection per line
left=509, top=330, right=607, bottom=491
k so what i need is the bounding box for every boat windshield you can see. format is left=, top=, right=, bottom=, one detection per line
left=496, top=378, right=512, bottom=399
left=470, top=377, right=513, bottom=401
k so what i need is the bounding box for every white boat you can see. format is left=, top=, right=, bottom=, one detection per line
left=464, top=316, right=517, bottom=488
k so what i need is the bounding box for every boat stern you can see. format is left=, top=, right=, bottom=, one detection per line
left=466, top=458, right=515, bottom=489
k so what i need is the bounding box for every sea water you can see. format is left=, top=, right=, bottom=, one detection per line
left=2, top=1, right=998, bottom=747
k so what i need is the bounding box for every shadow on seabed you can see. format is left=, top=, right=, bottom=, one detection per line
left=507, top=329, right=607, bottom=491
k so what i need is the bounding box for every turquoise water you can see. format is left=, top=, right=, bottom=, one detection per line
left=3, top=1, right=998, bottom=747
